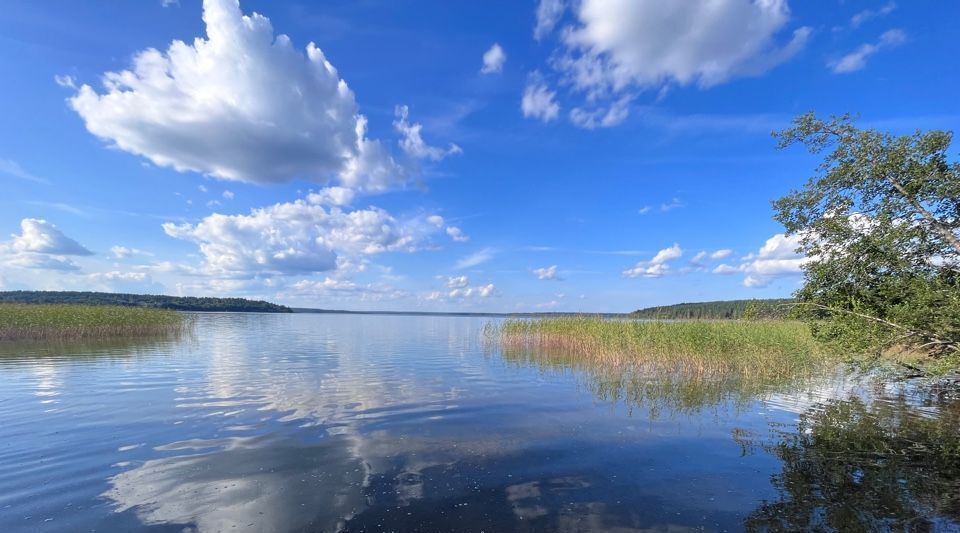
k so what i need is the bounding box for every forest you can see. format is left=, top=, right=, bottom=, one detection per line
left=630, top=299, right=793, bottom=320
left=0, top=291, right=292, bottom=313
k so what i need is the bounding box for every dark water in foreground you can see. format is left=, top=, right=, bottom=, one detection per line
left=1, top=314, right=958, bottom=532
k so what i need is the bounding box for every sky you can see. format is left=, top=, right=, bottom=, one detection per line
left=0, top=0, right=957, bottom=312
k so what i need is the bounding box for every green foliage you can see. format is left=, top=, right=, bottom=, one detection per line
left=773, top=113, right=960, bottom=357
left=631, top=299, right=793, bottom=320
left=0, top=303, right=187, bottom=341
left=0, top=291, right=291, bottom=313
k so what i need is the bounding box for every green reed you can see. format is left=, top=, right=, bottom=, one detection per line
left=0, top=303, right=189, bottom=341
left=489, top=317, right=828, bottom=411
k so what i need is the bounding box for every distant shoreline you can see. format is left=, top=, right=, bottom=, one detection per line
left=291, top=308, right=629, bottom=318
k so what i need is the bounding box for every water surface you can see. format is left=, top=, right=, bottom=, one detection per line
left=0, top=313, right=957, bottom=532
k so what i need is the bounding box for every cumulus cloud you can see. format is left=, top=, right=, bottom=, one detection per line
left=429, top=280, right=495, bottom=301
left=9, top=219, right=92, bottom=256
left=710, top=249, right=733, bottom=259
left=393, top=106, right=462, bottom=162
left=1, top=219, right=93, bottom=272
left=162, top=196, right=443, bottom=278
left=532, top=265, right=561, bottom=280
left=829, top=29, right=906, bottom=74
left=480, top=43, right=507, bottom=74
left=558, top=0, right=810, bottom=95
left=446, top=275, right=469, bottom=289
left=738, top=233, right=807, bottom=287
left=712, top=264, right=738, bottom=274
left=521, top=74, right=560, bottom=122
left=623, top=243, right=682, bottom=278
left=68, top=0, right=406, bottom=190
left=536, top=0, right=809, bottom=122
left=534, top=0, right=566, bottom=41
left=306, top=186, right=355, bottom=207
left=288, top=277, right=408, bottom=302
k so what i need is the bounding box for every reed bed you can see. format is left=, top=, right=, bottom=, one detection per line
left=489, top=318, right=828, bottom=413
left=0, top=303, right=189, bottom=341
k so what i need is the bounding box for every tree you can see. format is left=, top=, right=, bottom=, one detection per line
left=773, top=113, right=960, bottom=357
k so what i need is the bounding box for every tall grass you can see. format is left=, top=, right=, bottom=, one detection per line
left=489, top=317, right=829, bottom=413
left=0, top=303, right=189, bottom=341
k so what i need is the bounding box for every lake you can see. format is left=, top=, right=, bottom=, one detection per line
left=1, top=313, right=958, bottom=532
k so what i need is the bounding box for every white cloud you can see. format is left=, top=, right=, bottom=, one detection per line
left=569, top=96, right=631, bottom=129
left=830, top=29, right=906, bottom=74
left=198, top=184, right=208, bottom=193
left=446, top=275, right=469, bottom=289
left=9, top=219, right=92, bottom=256
left=448, top=283, right=495, bottom=299
left=532, top=265, right=560, bottom=280
left=427, top=215, right=445, bottom=228
left=5, top=254, right=81, bottom=272
left=712, top=263, right=738, bottom=274
left=557, top=0, right=810, bottom=97
left=521, top=74, right=560, bottom=122
left=738, top=232, right=807, bottom=287
left=306, top=186, right=355, bottom=207
left=660, top=197, right=684, bottom=212
left=710, top=249, right=733, bottom=259
left=393, top=106, right=462, bottom=161
left=455, top=248, right=496, bottom=270
left=222, top=190, right=235, bottom=200
left=289, top=277, right=408, bottom=302
left=534, top=0, right=566, bottom=41
left=480, top=43, right=507, bottom=74
left=1, top=219, right=93, bottom=272
left=162, top=196, right=443, bottom=278
left=54, top=74, right=77, bottom=89
left=445, top=226, right=469, bottom=242
left=68, top=0, right=405, bottom=191
left=690, top=251, right=708, bottom=265
left=0, top=159, right=49, bottom=184
left=623, top=243, right=682, bottom=278
left=850, top=2, right=896, bottom=29
left=111, top=245, right=154, bottom=259
left=637, top=206, right=651, bottom=215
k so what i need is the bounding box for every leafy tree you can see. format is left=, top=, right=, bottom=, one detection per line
left=773, top=113, right=960, bottom=358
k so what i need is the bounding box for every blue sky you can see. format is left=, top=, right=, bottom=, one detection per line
left=0, top=0, right=957, bottom=312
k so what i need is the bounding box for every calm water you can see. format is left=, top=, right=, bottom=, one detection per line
left=1, top=313, right=958, bottom=532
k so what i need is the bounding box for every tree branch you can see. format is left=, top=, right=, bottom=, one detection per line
left=885, top=175, right=960, bottom=253
left=782, top=302, right=959, bottom=354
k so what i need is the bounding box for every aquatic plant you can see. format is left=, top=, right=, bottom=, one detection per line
left=0, top=303, right=189, bottom=341
left=488, top=317, right=830, bottom=414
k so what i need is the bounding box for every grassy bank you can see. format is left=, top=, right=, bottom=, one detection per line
left=491, top=317, right=825, bottom=381
left=0, top=303, right=188, bottom=341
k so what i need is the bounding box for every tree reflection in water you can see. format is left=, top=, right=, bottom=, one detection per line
left=744, top=386, right=960, bottom=532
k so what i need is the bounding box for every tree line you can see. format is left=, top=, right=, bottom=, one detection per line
left=0, top=291, right=292, bottom=313
left=631, top=299, right=793, bottom=320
